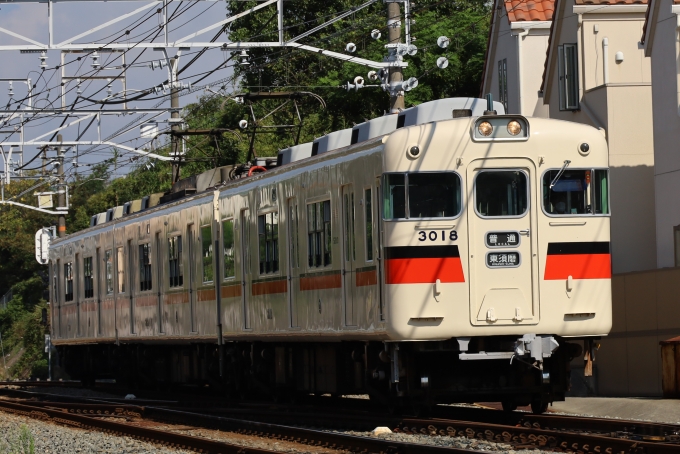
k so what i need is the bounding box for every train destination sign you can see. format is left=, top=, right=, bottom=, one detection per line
left=485, top=231, right=520, bottom=248
left=486, top=252, right=520, bottom=268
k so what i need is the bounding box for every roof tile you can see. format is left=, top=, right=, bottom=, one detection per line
left=505, top=0, right=555, bottom=22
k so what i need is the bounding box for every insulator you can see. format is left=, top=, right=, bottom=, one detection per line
left=39, top=51, right=48, bottom=70
left=8, top=82, right=13, bottom=97
left=91, top=51, right=100, bottom=70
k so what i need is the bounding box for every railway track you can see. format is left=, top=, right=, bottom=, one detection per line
left=0, top=384, right=678, bottom=453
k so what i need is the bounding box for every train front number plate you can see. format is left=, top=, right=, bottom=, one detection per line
left=417, top=230, right=458, bottom=242
left=486, top=252, right=520, bottom=268
left=485, top=231, right=520, bottom=248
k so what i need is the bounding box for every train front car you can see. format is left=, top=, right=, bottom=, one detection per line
left=379, top=115, right=611, bottom=412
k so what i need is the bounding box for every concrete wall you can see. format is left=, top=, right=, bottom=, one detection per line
left=597, top=267, right=680, bottom=396
left=648, top=0, right=680, bottom=268
left=543, top=0, right=656, bottom=274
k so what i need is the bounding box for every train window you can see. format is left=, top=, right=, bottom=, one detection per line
left=201, top=226, right=214, bottom=283
left=223, top=220, right=235, bottom=279
left=64, top=262, right=74, bottom=302
left=116, top=247, right=125, bottom=293
left=475, top=171, right=528, bottom=217
left=104, top=250, right=113, bottom=295
left=139, top=243, right=152, bottom=291
left=83, top=257, right=94, bottom=299
left=365, top=188, right=373, bottom=261
left=383, top=174, right=406, bottom=219
left=542, top=169, right=609, bottom=215
left=408, top=173, right=461, bottom=218
left=258, top=212, right=279, bottom=274
left=307, top=201, right=331, bottom=268
left=168, top=235, right=183, bottom=287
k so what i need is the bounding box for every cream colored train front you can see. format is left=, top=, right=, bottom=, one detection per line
left=48, top=109, right=611, bottom=413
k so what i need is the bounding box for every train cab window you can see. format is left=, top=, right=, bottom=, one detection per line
left=258, top=212, right=279, bottom=274
left=223, top=220, right=235, bottom=279
left=308, top=201, right=331, bottom=268
left=64, top=262, right=74, bottom=302
left=542, top=169, right=609, bottom=215
left=104, top=250, right=113, bottom=295
left=139, top=243, right=152, bottom=291
left=384, top=173, right=462, bottom=219
left=383, top=174, right=406, bottom=219
left=116, top=246, right=125, bottom=293
left=168, top=235, right=183, bottom=287
left=408, top=173, right=461, bottom=218
left=84, top=257, right=94, bottom=299
left=475, top=171, right=528, bottom=217
left=201, top=226, right=214, bottom=283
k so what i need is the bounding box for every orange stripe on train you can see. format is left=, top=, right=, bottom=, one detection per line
left=544, top=254, right=611, bottom=280
left=385, top=257, right=465, bottom=284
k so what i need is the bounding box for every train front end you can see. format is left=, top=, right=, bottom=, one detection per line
left=378, top=115, right=611, bottom=410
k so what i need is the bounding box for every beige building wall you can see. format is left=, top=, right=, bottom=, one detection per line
left=597, top=267, right=680, bottom=396
left=542, top=1, right=656, bottom=274
left=646, top=0, right=680, bottom=268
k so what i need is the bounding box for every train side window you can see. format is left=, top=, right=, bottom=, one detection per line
left=64, top=262, right=74, bottom=302
left=139, top=243, right=152, bottom=291
left=542, top=169, right=609, bottom=215
left=408, top=172, right=461, bottom=218
left=104, top=250, right=113, bottom=295
left=382, top=174, right=406, bottom=219
left=365, top=188, right=373, bottom=261
left=307, top=201, right=331, bottom=268
left=201, top=226, right=214, bottom=283
left=168, top=235, right=183, bottom=287
left=475, top=171, right=528, bottom=217
left=223, top=220, right=235, bottom=279
left=258, top=212, right=279, bottom=274
left=116, top=246, right=125, bottom=293
left=84, top=257, right=94, bottom=299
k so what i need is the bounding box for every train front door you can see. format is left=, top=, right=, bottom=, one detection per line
left=342, top=185, right=357, bottom=326
left=240, top=209, right=252, bottom=329
left=287, top=198, right=299, bottom=328
left=467, top=159, right=538, bottom=326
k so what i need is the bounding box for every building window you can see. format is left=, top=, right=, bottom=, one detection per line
left=168, top=235, right=183, bottom=287
left=258, top=212, right=279, bottom=274
left=116, top=246, right=125, bottom=293
left=84, top=257, right=94, bottom=299
left=201, top=226, right=213, bottom=283
left=64, top=262, right=74, bottom=302
left=139, top=243, right=152, bottom=291
left=498, top=58, right=508, bottom=112
left=308, top=201, right=331, bottom=268
left=223, top=220, right=235, bottom=278
left=558, top=43, right=579, bottom=110
left=105, top=250, right=113, bottom=294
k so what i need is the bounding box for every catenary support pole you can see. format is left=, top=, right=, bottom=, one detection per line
left=170, top=58, right=181, bottom=184
left=387, top=1, right=404, bottom=113
left=57, top=134, right=65, bottom=238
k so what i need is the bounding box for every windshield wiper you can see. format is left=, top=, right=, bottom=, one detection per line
left=550, top=160, right=571, bottom=189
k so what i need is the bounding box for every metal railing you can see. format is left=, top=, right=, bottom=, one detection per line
left=0, top=289, right=12, bottom=310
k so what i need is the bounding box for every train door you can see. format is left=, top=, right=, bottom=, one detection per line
left=187, top=224, right=196, bottom=332
left=75, top=253, right=80, bottom=336
left=287, top=198, right=299, bottom=328
left=240, top=209, right=252, bottom=329
left=155, top=232, right=163, bottom=334
left=128, top=240, right=134, bottom=334
left=467, top=159, right=538, bottom=325
left=375, top=177, right=384, bottom=321
left=96, top=248, right=101, bottom=336
left=342, top=185, right=357, bottom=326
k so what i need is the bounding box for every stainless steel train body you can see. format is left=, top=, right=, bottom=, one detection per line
left=48, top=113, right=612, bottom=409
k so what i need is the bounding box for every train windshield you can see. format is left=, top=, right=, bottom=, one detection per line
left=542, top=169, right=609, bottom=215
left=475, top=170, right=528, bottom=217
left=383, top=172, right=461, bottom=219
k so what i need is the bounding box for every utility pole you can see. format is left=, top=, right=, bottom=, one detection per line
left=170, top=57, right=181, bottom=184
left=41, top=147, right=47, bottom=175
left=387, top=1, right=404, bottom=113
left=56, top=134, right=66, bottom=238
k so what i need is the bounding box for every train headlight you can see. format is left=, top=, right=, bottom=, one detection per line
left=507, top=120, right=522, bottom=136
left=478, top=121, right=493, bottom=137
